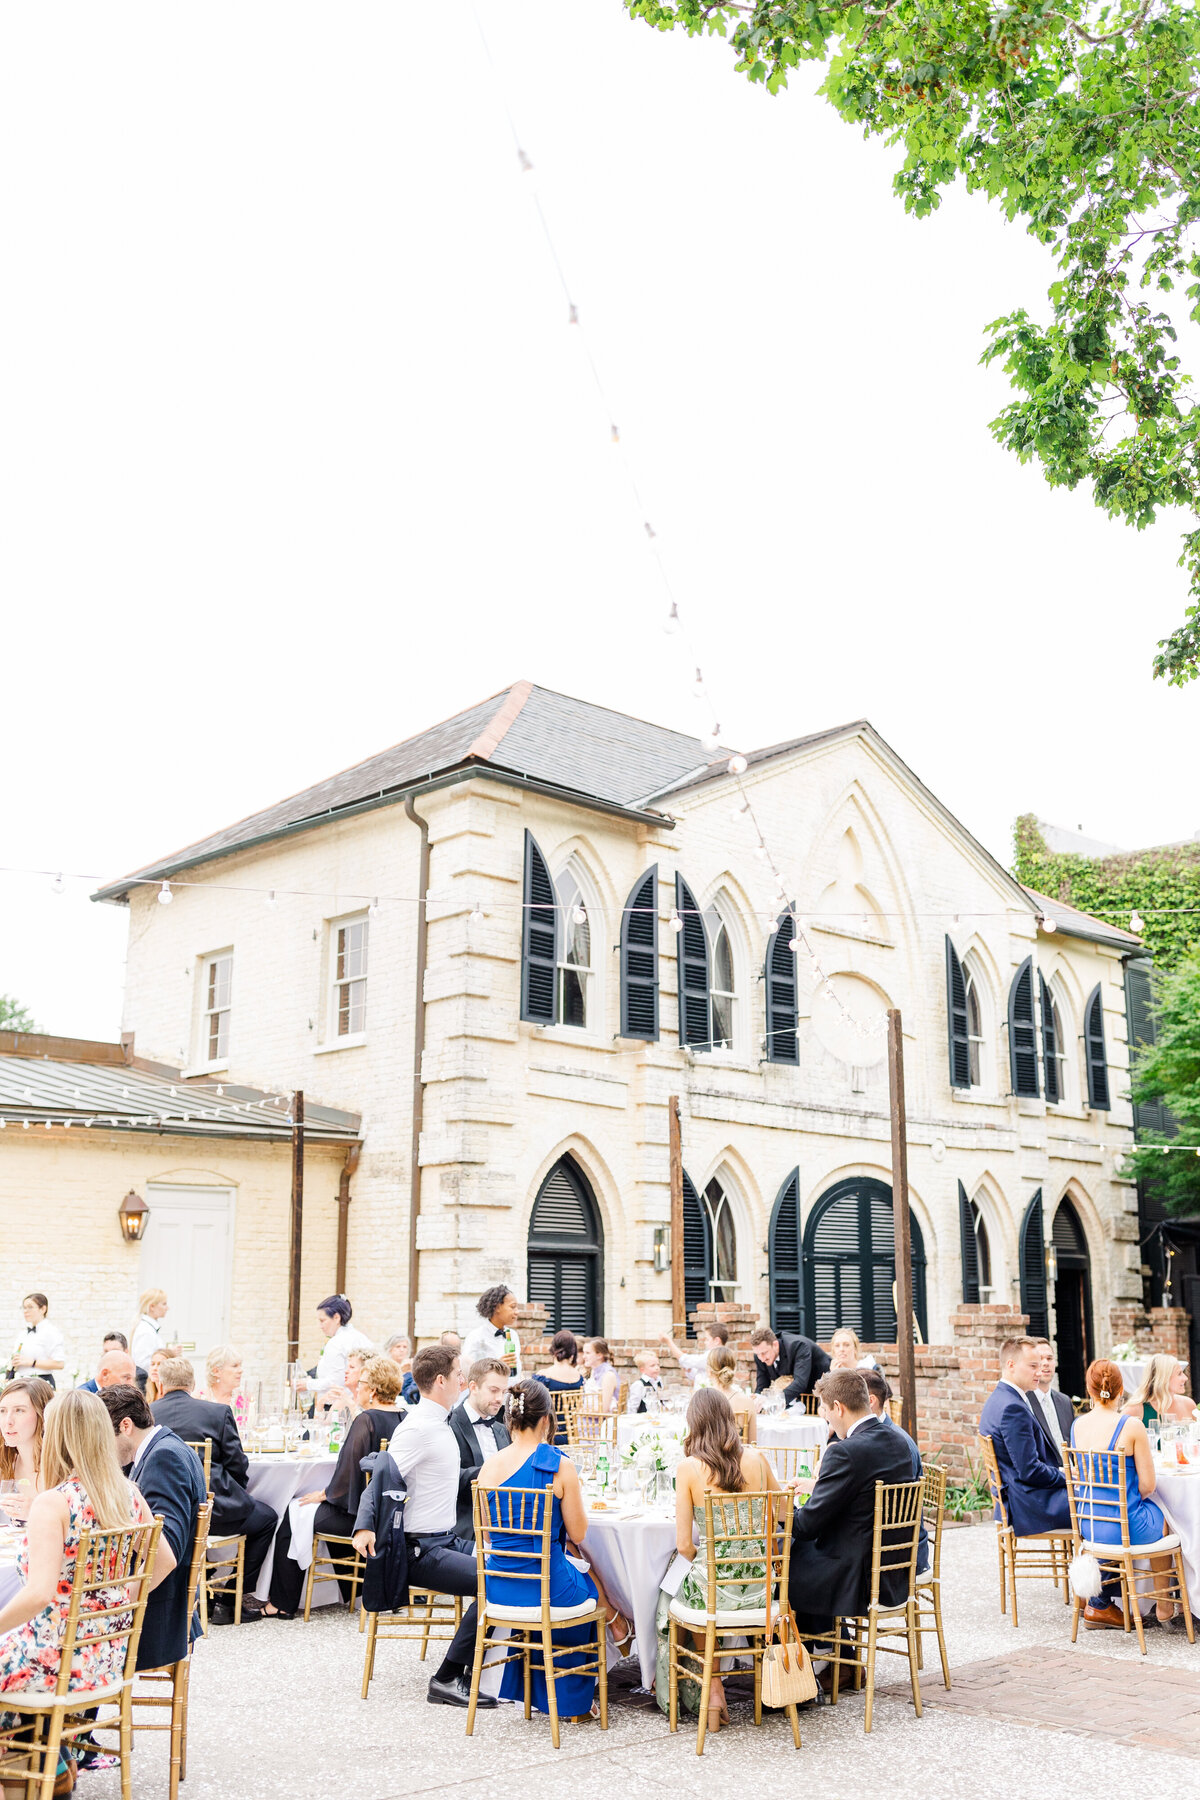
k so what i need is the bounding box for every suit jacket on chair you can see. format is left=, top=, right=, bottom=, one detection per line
left=447, top=1403, right=511, bottom=1541
left=978, top=1382, right=1070, bottom=1538
left=151, top=1389, right=255, bottom=1535
left=788, top=1415, right=916, bottom=1622
left=129, top=1426, right=209, bottom=1671
left=752, top=1332, right=832, bottom=1406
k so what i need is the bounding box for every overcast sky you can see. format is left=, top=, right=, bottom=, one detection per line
left=3, top=1, right=1197, bottom=1042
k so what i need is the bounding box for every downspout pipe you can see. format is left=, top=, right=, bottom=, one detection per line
left=335, top=1142, right=361, bottom=1294
left=404, top=792, right=431, bottom=1342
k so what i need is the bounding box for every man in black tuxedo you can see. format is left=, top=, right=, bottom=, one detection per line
left=788, top=1370, right=916, bottom=1687
left=152, top=1357, right=277, bottom=1624
left=750, top=1326, right=832, bottom=1406
left=448, top=1358, right=511, bottom=1541
left=101, top=1383, right=208, bottom=1670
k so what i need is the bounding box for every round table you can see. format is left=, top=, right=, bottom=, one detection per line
left=616, top=1414, right=687, bottom=1455
left=757, top=1415, right=828, bottom=1459
left=1117, top=1361, right=1147, bottom=1395
left=241, top=1452, right=338, bottom=1603
left=1148, top=1462, right=1200, bottom=1614
left=583, top=1507, right=677, bottom=1688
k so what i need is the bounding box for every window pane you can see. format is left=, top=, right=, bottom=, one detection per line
left=558, top=967, right=587, bottom=1029
left=711, top=991, right=733, bottom=1049
left=208, top=1011, right=228, bottom=1062
left=712, top=923, right=734, bottom=996
left=564, top=912, right=590, bottom=968
left=337, top=920, right=368, bottom=983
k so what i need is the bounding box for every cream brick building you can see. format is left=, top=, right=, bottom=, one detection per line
left=92, top=682, right=1142, bottom=1393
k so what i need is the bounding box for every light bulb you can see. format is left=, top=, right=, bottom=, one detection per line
left=669, top=908, right=684, bottom=933
left=157, top=882, right=173, bottom=905
left=610, top=422, right=620, bottom=443
left=727, top=754, right=748, bottom=776
left=469, top=900, right=485, bottom=924
left=662, top=603, right=680, bottom=635
left=23, top=1120, right=29, bottom=1129
left=789, top=937, right=800, bottom=952
left=692, top=669, right=704, bottom=697
left=51, top=873, right=64, bottom=896
left=266, top=890, right=277, bottom=907
left=368, top=898, right=380, bottom=919
left=1130, top=909, right=1144, bottom=933
left=1163, top=1146, right=1171, bottom=1155
left=1040, top=913, right=1056, bottom=932
left=701, top=726, right=721, bottom=752
left=572, top=905, right=587, bottom=926
left=216, top=1085, right=224, bottom=1096
left=754, top=845, right=769, bottom=860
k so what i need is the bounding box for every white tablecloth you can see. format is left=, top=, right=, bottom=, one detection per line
left=238, top=1453, right=338, bottom=1602
left=616, top=1414, right=687, bottom=1454
left=757, top=1415, right=828, bottom=1456
left=584, top=1509, right=676, bottom=1688
left=1149, top=1465, right=1200, bottom=1615
left=1117, top=1362, right=1147, bottom=1394
left=0, top=1544, right=20, bottom=1612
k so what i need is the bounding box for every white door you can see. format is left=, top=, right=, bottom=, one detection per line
left=140, top=1185, right=233, bottom=1363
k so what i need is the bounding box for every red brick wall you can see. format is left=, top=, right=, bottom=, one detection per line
left=1109, top=1303, right=1191, bottom=1365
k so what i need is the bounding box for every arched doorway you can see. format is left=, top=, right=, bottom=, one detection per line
left=680, top=1170, right=739, bottom=1335
left=526, top=1157, right=604, bottom=1336
left=803, top=1177, right=928, bottom=1342
left=1052, top=1197, right=1094, bottom=1399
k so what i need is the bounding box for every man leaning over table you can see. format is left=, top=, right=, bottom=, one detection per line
left=354, top=1343, right=500, bottom=1711
left=750, top=1324, right=831, bottom=1407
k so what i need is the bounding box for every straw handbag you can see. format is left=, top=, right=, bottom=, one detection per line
left=761, top=1560, right=818, bottom=1707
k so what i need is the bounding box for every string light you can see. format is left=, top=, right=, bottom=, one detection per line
left=368, top=898, right=380, bottom=919
left=701, top=726, right=721, bottom=752
left=669, top=908, right=684, bottom=933
left=1041, top=913, right=1057, bottom=933
left=157, top=882, right=173, bottom=906
left=51, top=873, right=64, bottom=896
left=469, top=900, right=486, bottom=924
left=266, top=890, right=277, bottom=908
left=727, top=755, right=748, bottom=776
left=663, top=603, right=680, bottom=635
left=1130, top=909, right=1144, bottom=933
left=572, top=903, right=587, bottom=926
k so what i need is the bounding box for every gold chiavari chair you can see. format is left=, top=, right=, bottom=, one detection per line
left=0, top=1518, right=162, bottom=1800
left=185, top=1437, right=247, bottom=1630
left=913, top=1466, right=950, bottom=1689
left=1063, top=1445, right=1194, bottom=1655
left=758, top=1443, right=822, bottom=1485
left=666, top=1489, right=803, bottom=1757
left=559, top=1392, right=616, bottom=1452
left=979, top=1436, right=1071, bottom=1627
left=305, top=1436, right=390, bottom=1623
left=131, top=1500, right=213, bottom=1800
left=361, top=1589, right=464, bottom=1696
left=729, top=1402, right=755, bottom=1444
left=465, top=1481, right=609, bottom=1749
left=798, top=1478, right=924, bottom=1733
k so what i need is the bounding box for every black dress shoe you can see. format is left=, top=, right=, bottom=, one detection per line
left=427, top=1672, right=497, bottom=1709
left=209, top=1603, right=264, bottom=1627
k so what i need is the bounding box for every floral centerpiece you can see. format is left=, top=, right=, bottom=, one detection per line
left=621, top=1430, right=679, bottom=1472
left=1110, top=1342, right=1140, bottom=1362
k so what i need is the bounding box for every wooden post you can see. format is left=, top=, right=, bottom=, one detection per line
left=887, top=1012, right=917, bottom=1440
left=668, top=1095, right=685, bottom=1334
left=288, top=1091, right=305, bottom=1363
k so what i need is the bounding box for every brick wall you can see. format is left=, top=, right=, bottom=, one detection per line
left=1109, top=1303, right=1191, bottom=1364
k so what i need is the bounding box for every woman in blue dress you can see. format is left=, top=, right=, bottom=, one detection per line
left=476, top=1379, right=632, bottom=1718
left=1070, top=1357, right=1179, bottom=1629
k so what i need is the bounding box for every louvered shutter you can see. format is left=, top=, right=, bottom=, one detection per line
left=958, top=1181, right=980, bottom=1305
left=1019, top=1189, right=1048, bottom=1338
left=765, top=916, right=800, bottom=1065
left=768, top=1169, right=804, bottom=1334
left=675, top=875, right=710, bottom=1049
left=620, top=866, right=659, bottom=1040
left=527, top=1158, right=602, bottom=1336
left=1125, top=959, right=1172, bottom=1134
left=681, top=1171, right=711, bottom=1334
left=945, top=937, right=971, bottom=1089
left=520, top=831, right=556, bottom=1024
left=1039, top=972, right=1060, bottom=1104
left=1085, top=984, right=1110, bottom=1110
left=1007, top=956, right=1040, bottom=1098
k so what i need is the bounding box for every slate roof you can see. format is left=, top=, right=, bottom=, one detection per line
left=0, top=1055, right=361, bottom=1142
left=1023, top=889, right=1145, bottom=953
left=95, top=682, right=718, bottom=901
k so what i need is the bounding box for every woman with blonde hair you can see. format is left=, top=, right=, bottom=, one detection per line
left=197, top=1347, right=249, bottom=1430
left=144, top=1348, right=168, bottom=1407
left=829, top=1326, right=877, bottom=1371
left=0, top=1390, right=176, bottom=1789
left=1123, top=1355, right=1195, bottom=1430
left=0, top=1378, right=53, bottom=1526
left=130, top=1290, right=169, bottom=1374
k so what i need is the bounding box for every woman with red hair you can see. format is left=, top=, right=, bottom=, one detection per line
left=1070, top=1357, right=1179, bottom=1630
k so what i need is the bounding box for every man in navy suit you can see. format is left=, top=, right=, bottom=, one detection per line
left=101, top=1384, right=208, bottom=1670
left=978, top=1334, right=1071, bottom=1537
left=862, top=1369, right=929, bottom=1575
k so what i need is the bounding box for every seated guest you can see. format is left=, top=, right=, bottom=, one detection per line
left=95, top=1348, right=139, bottom=1391
left=1073, top=1357, right=1179, bottom=1630
left=100, top=1384, right=208, bottom=1672
left=1028, top=1339, right=1074, bottom=1452
left=447, top=1359, right=511, bottom=1541
left=538, top=1332, right=586, bottom=1441
left=462, top=1287, right=521, bottom=1376
left=0, top=1389, right=176, bottom=1787
left=1124, top=1354, right=1195, bottom=1432
left=145, top=1349, right=168, bottom=1406
left=697, top=1344, right=753, bottom=1406
left=625, top=1350, right=665, bottom=1414
left=399, top=1332, right=461, bottom=1408
left=582, top=1338, right=618, bottom=1412
left=320, top=1349, right=369, bottom=1420
left=0, top=1378, right=53, bottom=1525
left=862, top=1370, right=928, bottom=1575
left=788, top=1370, right=915, bottom=1690
left=477, top=1379, right=631, bottom=1719
left=152, top=1357, right=277, bottom=1625
left=383, top=1334, right=412, bottom=1375
left=829, top=1327, right=877, bottom=1371
left=654, top=1388, right=780, bottom=1731
left=661, top=1322, right=729, bottom=1386
left=978, top=1335, right=1070, bottom=1537
left=750, top=1325, right=831, bottom=1406
left=196, top=1346, right=246, bottom=1420
left=265, top=1355, right=405, bottom=1617
left=78, top=1334, right=130, bottom=1394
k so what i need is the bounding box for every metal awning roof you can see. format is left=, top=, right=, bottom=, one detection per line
left=0, top=1056, right=361, bottom=1143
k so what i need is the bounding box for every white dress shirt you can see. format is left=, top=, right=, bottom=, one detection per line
left=310, top=1323, right=374, bottom=1395
left=625, top=1377, right=665, bottom=1414
left=388, top=1398, right=461, bottom=1535
left=1030, top=1386, right=1064, bottom=1447
left=677, top=1351, right=707, bottom=1385
left=16, top=1318, right=66, bottom=1372
left=462, top=1399, right=502, bottom=1463
left=131, top=1425, right=165, bottom=1476
left=461, top=1322, right=520, bottom=1377
left=131, top=1315, right=166, bottom=1373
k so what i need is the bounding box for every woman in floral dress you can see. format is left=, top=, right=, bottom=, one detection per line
left=0, top=1390, right=175, bottom=1795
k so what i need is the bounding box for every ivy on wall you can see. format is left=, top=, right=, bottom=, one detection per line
left=1013, top=815, right=1200, bottom=972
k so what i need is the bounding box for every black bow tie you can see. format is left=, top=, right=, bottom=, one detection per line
left=476, top=1414, right=498, bottom=1433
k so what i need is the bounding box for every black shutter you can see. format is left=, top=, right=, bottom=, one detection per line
left=1019, top=1188, right=1048, bottom=1338
left=681, top=1171, right=711, bottom=1335
left=1125, top=959, right=1171, bottom=1134
left=958, top=1180, right=980, bottom=1305
left=945, top=937, right=971, bottom=1089
left=520, top=831, right=557, bottom=1024
left=620, top=866, right=659, bottom=1040
left=768, top=1169, right=804, bottom=1334
left=675, top=875, right=710, bottom=1049
left=1040, top=972, right=1060, bottom=1104
left=1085, top=984, right=1110, bottom=1110
left=1007, top=956, right=1040, bottom=1097
left=765, top=915, right=800, bottom=1064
